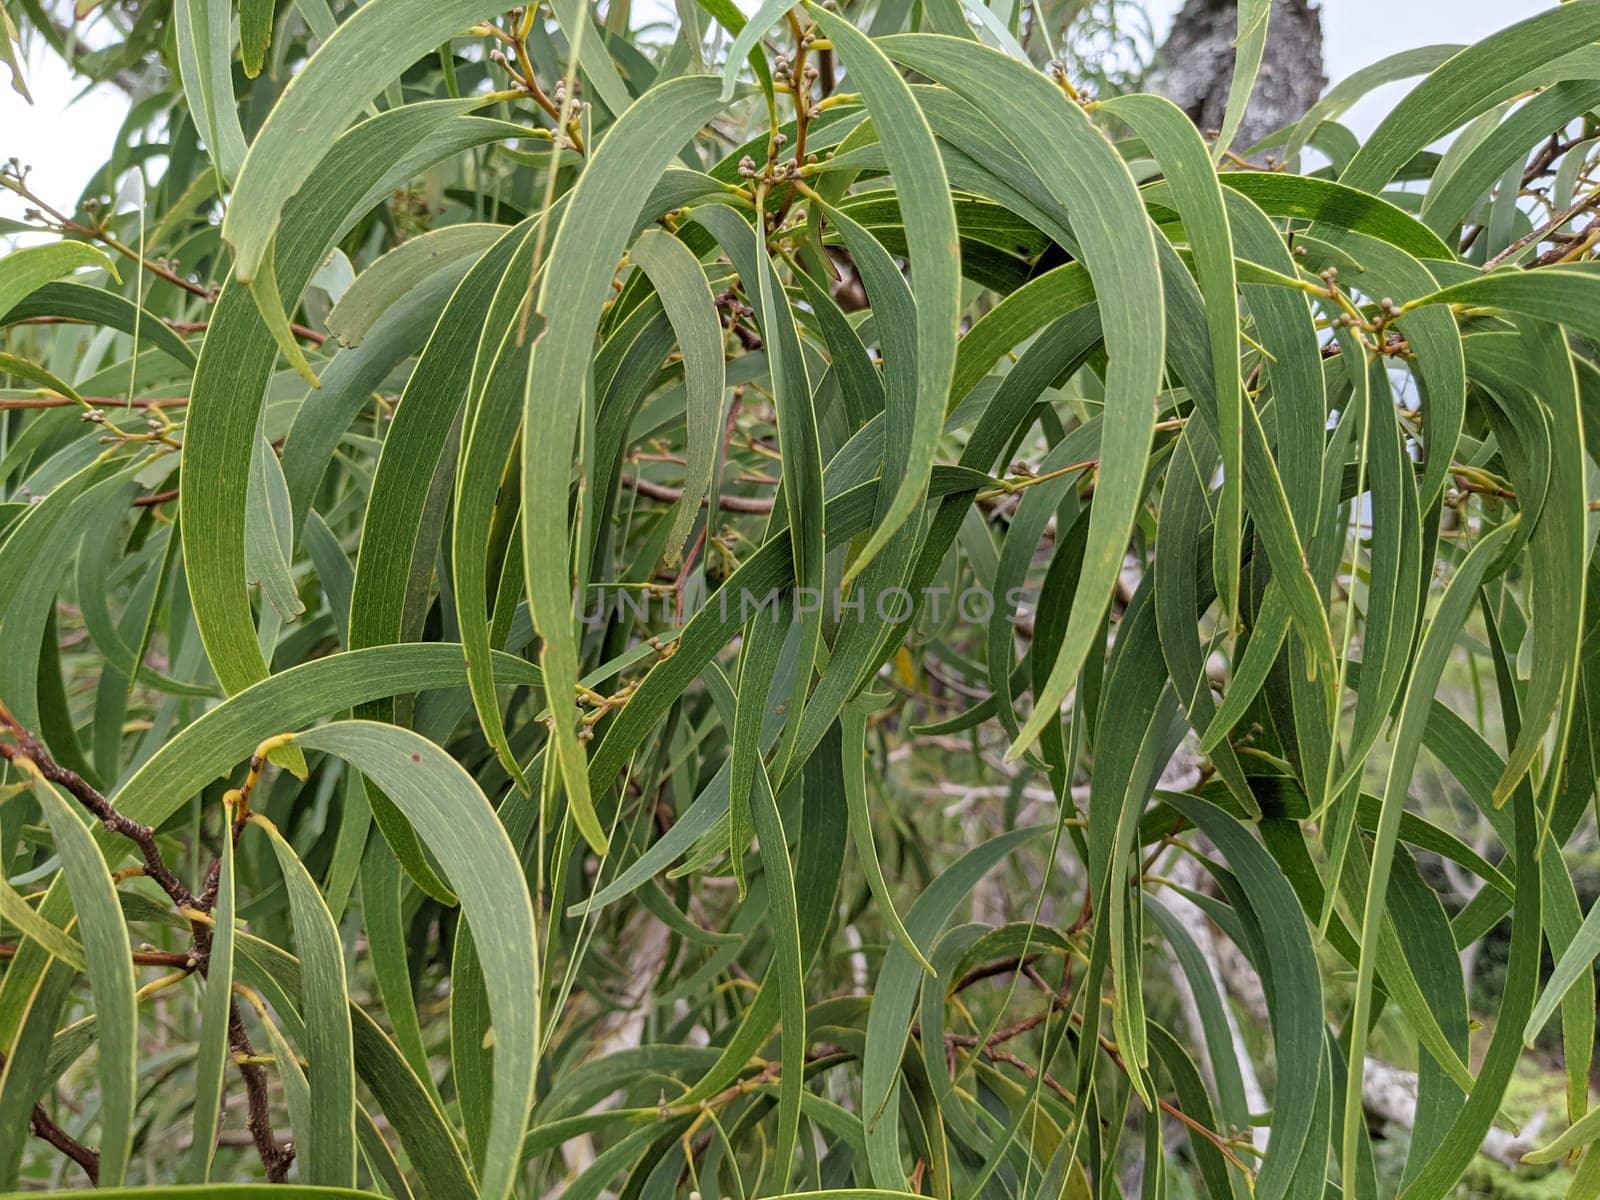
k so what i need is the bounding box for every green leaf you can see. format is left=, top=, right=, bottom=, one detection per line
left=521, top=75, right=730, bottom=856
left=0, top=242, right=118, bottom=318
left=1340, top=519, right=1517, bottom=1190
left=184, top=100, right=525, bottom=700
left=187, top=800, right=236, bottom=1182
left=1215, top=0, right=1270, bottom=157
left=1105, top=92, right=1243, bottom=621
left=1342, top=2, right=1600, bottom=191
left=809, top=6, right=960, bottom=590
left=241, top=0, right=275, bottom=77
left=880, top=34, right=1166, bottom=764
left=326, top=224, right=504, bottom=349
left=2, top=281, right=196, bottom=367
left=0, top=5, right=29, bottom=103
left=718, top=0, right=788, bottom=100
left=1218, top=171, right=1455, bottom=260
left=174, top=0, right=248, bottom=184
left=252, top=813, right=358, bottom=1188
left=245, top=433, right=304, bottom=624
left=0, top=828, right=85, bottom=972
left=224, top=2, right=508, bottom=281
left=842, top=700, right=935, bottom=975
left=35, top=782, right=137, bottom=1187
left=291, top=722, right=539, bottom=1200
left=626, top=229, right=726, bottom=565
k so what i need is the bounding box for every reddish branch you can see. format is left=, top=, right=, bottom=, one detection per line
left=0, top=714, right=196, bottom=913
left=0, top=708, right=294, bottom=1182
left=12, top=314, right=324, bottom=347
left=0, top=943, right=189, bottom=967
left=19, top=1074, right=99, bottom=1185
left=954, top=953, right=1041, bottom=992
left=229, top=1003, right=295, bottom=1181
left=163, top=319, right=326, bottom=346
left=621, top=473, right=775, bottom=514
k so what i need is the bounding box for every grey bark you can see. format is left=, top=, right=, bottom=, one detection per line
left=1146, top=0, right=1327, bottom=154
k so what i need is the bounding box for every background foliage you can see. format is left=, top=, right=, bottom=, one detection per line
left=3, top=0, right=1600, bottom=1196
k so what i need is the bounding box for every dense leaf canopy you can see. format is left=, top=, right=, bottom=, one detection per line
left=3, top=0, right=1600, bottom=1196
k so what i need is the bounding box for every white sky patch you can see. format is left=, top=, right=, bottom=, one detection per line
left=2, top=35, right=127, bottom=228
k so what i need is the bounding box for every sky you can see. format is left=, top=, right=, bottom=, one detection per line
left=0, top=0, right=1559, bottom=227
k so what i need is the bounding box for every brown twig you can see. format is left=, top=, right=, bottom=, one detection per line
left=1, top=172, right=213, bottom=303
left=954, top=954, right=1041, bottom=992
left=9, top=1063, right=100, bottom=1186
left=956, top=1027, right=1254, bottom=1179
left=945, top=1003, right=1057, bottom=1051
left=228, top=1001, right=294, bottom=1181
left=672, top=527, right=708, bottom=623
left=774, top=12, right=816, bottom=226
left=164, top=318, right=326, bottom=346
left=0, top=708, right=295, bottom=1183
left=12, top=314, right=324, bottom=345
left=1483, top=184, right=1600, bottom=270
left=0, top=711, right=197, bottom=913
left=0, top=942, right=190, bottom=968
left=1090, top=1024, right=1254, bottom=1176
left=621, top=473, right=775, bottom=513
left=479, top=11, right=586, bottom=153
left=1522, top=134, right=1581, bottom=188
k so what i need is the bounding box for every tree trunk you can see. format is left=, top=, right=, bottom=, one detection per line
left=1147, top=0, right=1327, bottom=154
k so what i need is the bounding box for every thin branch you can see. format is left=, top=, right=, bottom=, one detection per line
left=30, top=1100, right=99, bottom=1185
left=0, top=1051, right=99, bottom=1184
left=0, top=942, right=191, bottom=968
left=0, top=710, right=196, bottom=912
left=228, top=1000, right=295, bottom=1181
left=10, top=314, right=321, bottom=346
left=0, top=710, right=296, bottom=1183
left=163, top=318, right=326, bottom=346
left=1483, top=184, right=1600, bottom=270
left=621, top=473, right=775, bottom=514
